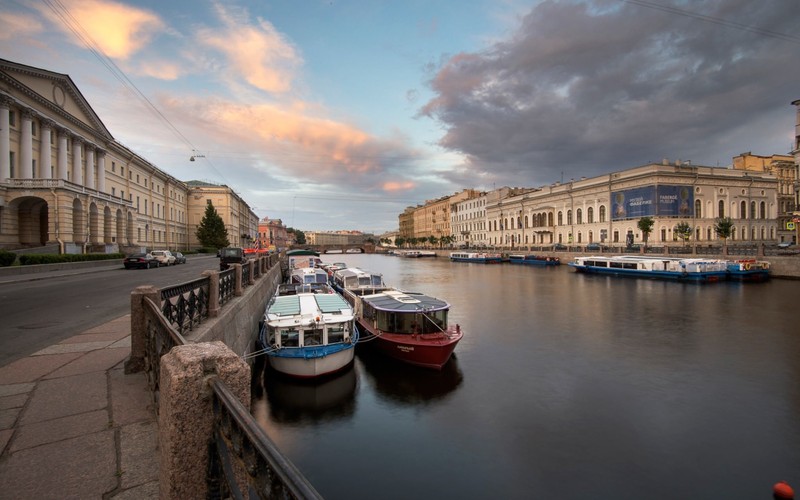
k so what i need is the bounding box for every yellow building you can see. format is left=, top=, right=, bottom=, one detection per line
left=733, top=152, right=796, bottom=243
left=186, top=181, right=258, bottom=249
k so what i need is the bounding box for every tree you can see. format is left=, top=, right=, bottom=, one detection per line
left=286, top=228, right=306, bottom=245
left=674, top=222, right=692, bottom=246
left=395, top=237, right=405, bottom=248
left=195, top=202, right=229, bottom=249
left=714, top=217, right=734, bottom=252
left=637, top=216, right=655, bottom=249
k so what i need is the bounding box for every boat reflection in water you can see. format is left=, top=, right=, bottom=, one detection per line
left=252, top=362, right=357, bottom=425
left=355, top=345, right=464, bottom=405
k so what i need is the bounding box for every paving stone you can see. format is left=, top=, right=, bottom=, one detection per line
left=10, top=409, right=109, bottom=452
left=108, top=336, right=132, bottom=349
left=19, top=372, right=107, bottom=426
left=44, top=347, right=130, bottom=379
left=119, top=420, right=159, bottom=489
left=0, top=428, right=12, bottom=455
left=32, top=341, right=115, bottom=356
left=0, top=383, right=35, bottom=398
left=59, top=330, right=131, bottom=344
left=0, top=353, right=82, bottom=384
left=0, top=393, right=27, bottom=410
left=0, top=407, right=21, bottom=430
left=81, top=315, right=131, bottom=335
left=109, top=367, right=156, bottom=426
left=0, top=429, right=116, bottom=499
left=110, top=480, right=159, bottom=500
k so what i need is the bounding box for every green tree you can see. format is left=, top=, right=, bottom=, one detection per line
left=195, top=202, right=229, bottom=249
left=637, top=216, right=655, bottom=249
left=674, top=222, right=692, bottom=246
left=714, top=217, right=734, bottom=252
left=287, top=228, right=306, bottom=245
left=395, top=237, right=405, bottom=248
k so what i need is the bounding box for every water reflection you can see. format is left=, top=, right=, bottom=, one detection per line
left=253, top=363, right=357, bottom=425
left=355, top=345, right=464, bottom=405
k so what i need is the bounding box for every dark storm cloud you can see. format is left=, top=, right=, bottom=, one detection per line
left=420, top=0, right=800, bottom=187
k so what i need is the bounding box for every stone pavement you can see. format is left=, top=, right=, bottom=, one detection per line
left=0, top=315, right=159, bottom=499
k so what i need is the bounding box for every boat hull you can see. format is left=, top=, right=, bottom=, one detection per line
left=569, top=264, right=728, bottom=283
left=508, top=256, right=560, bottom=266
left=358, top=322, right=462, bottom=370
left=268, top=346, right=355, bottom=378
left=450, top=257, right=502, bottom=263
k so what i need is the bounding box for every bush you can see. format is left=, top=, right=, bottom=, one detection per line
left=18, top=253, right=125, bottom=266
left=0, top=250, right=17, bottom=267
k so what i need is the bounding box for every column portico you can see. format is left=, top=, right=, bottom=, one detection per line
left=20, top=109, right=33, bottom=179
left=85, top=144, right=95, bottom=189
left=72, top=136, right=83, bottom=185
left=40, top=119, right=54, bottom=179
left=96, top=149, right=106, bottom=193
left=57, top=128, right=69, bottom=180
left=0, top=96, right=10, bottom=182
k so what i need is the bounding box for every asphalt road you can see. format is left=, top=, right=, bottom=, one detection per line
left=0, top=254, right=220, bottom=367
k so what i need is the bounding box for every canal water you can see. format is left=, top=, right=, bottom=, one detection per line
left=251, top=254, right=800, bottom=500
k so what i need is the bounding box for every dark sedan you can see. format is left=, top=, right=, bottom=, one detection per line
left=174, top=252, right=187, bottom=264
left=124, top=253, right=157, bottom=269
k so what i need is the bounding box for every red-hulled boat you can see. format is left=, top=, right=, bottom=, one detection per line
left=335, top=268, right=463, bottom=369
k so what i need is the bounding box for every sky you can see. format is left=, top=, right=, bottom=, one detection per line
left=1, top=0, right=798, bottom=233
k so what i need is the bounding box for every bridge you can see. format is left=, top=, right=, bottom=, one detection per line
left=298, top=243, right=376, bottom=254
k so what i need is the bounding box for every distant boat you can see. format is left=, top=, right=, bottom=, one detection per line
left=508, top=254, right=560, bottom=266
left=345, top=248, right=363, bottom=254
left=325, top=249, right=343, bottom=254
left=260, top=283, right=359, bottom=378
left=449, top=252, right=503, bottom=263
left=401, top=250, right=437, bottom=258
left=568, top=255, right=730, bottom=283
left=725, top=259, right=770, bottom=282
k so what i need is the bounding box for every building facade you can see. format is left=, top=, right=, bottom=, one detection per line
left=186, top=181, right=258, bottom=249
left=0, top=59, right=257, bottom=254
left=257, top=217, right=288, bottom=251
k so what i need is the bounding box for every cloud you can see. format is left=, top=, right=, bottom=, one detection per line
left=37, top=0, right=165, bottom=59
left=0, top=12, right=43, bottom=40
left=383, top=181, right=417, bottom=192
left=197, top=2, right=302, bottom=94
left=420, top=0, right=800, bottom=186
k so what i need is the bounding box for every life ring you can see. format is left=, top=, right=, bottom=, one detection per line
left=762, top=262, right=770, bottom=270
left=744, top=263, right=751, bottom=271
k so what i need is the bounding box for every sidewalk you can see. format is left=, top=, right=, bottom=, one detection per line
left=0, top=315, right=159, bottom=499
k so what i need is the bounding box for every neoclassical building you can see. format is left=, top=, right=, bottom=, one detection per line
left=0, top=58, right=257, bottom=254
left=487, top=161, right=780, bottom=249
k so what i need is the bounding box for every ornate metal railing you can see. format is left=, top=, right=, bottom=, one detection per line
left=161, top=277, right=210, bottom=335
left=242, top=263, right=251, bottom=289
left=219, top=268, right=235, bottom=306
left=142, top=296, right=187, bottom=410
left=207, top=378, right=323, bottom=500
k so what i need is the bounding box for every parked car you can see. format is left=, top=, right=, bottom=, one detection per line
left=173, top=252, right=186, bottom=264
left=777, top=241, right=794, bottom=248
left=554, top=243, right=567, bottom=251
left=150, top=250, right=176, bottom=266
left=585, top=243, right=601, bottom=251
left=124, top=253, right=157, bottom=269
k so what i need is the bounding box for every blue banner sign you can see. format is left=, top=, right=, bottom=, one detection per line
left=612, top=185, right=693, bottom=220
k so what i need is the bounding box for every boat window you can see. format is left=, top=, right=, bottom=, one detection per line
left=281, top=329, right=299, bottom=347
left=305, top=328, right=323, bottom=346
left=371, top=276, right=383, bottom=286
left=358, top=276, right=372, bottom=286
left=610, top=262, right=623, bottom=268
left=420, top=311, right=447, bottom=333
left=623, top=263, right=638, bottom=269
left=328, top=324, right=345, bottom=343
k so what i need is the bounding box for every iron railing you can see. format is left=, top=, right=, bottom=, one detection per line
left=219, top=268, right=235, bottom=306
left=242, top=263, right=251, bottom=289
left=161, top=276, right=210, bottom=335
left=142, top=296, right=187, bottom=410
left=207, top=378, right=323, bottom=500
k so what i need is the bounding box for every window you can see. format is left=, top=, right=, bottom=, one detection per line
left=718, top=200, right=724, bottom=218
left=112, top=161, right=116, bottom=172
left=587, top=207, right=594, bottom=223
left=695, top=200, right=701, bottom=218
left=760, top=201, right=766, bottom=219
left=112, top=187, right=116, bottom=196
left=750, top=201, right=756, bottom=220
left=9, top=151, right=15, bottom=177
left=31, top=121, right=37, bottom=136
left=137, top=174, right=140, bottom=183
left=740, top=201, right=746, bottom=219
left=567, top=210, right=572, bottom=225
left=557, top=211, right=563, bottom=226
left=576, top=208, right=582, bottom=224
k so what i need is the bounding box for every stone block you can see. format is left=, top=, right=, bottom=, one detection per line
left=0, top=353, right=82, bottom=384
left=43, top=347, right=130, bottom=379
left=10, top=409, right=109, bottom=452
left=19, top=371, right=107, bottom=425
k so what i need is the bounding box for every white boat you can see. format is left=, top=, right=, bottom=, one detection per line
left=568, top=255, right=729, bottom=282
left=400, top=250, right=437, bottom=258
left=330, top=267, right=389, bottom=295
left=449, top=252, right=503, bottom=263
left=260, top=284, right=359, bottom=378
left=290, top=267, right=329, bottom=285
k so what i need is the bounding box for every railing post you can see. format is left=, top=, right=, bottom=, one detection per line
left=247, top=260, right=255, bottom=285
left=233, top=263, right=243, bottom=296
left=203, top=270, right=221, bottom=318
left=125, top=285, right=160, bottom=374
left=159, top=342, right=250, bottom=500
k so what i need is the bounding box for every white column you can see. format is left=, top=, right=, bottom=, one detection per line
left=96, top=149, right=106, bottom=193
left=0, top=96, right=10, bottom=182
left=85, top=144, right=95, bottom=189
left=57, top=129, right=69, bottom=180
left=72, top=136, right=83, bottom=185
left=20, top=110, right=33, bottom=179
left=39, top=119, right=54, bottom=179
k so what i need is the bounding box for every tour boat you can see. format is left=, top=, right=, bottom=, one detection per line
left=286, top=249, right=322, bottom=270
left=259, top=283, right=359, bottom=378
left=449, top=252, right=503, bottom=263
left=508, top=254, right=560, bottom=266
left=725, top=259, right=770, bottom=282
left=334, top=267, right=463, bottom=370
left=568, top=255, right=730, bottom=283
left=290, top=267, right=329, bottom=285
left=400, top=250, right=437, bottom=258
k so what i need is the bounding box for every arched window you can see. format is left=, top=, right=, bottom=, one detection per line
left=576, top=208, right=582, bottom=224
left=750, top=201, right=756, bottom=220
left=760, top=201, right=766, bottom=219
left=718, top=200, right=725, bottom=218
left=695, top=200, right=702, bottom=218
left=548, top=212, right=554, bottom=226
left=557, top=211, right=563, bottom=226
left=740, top=201, right=746, bottom=219
left=599, top=205, right=606, bottom=222
left=525, top=215, right=529, bottom=228
left=567, top=210, right=572, bottom=225
left=587, top=207, right=594, bottom=223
